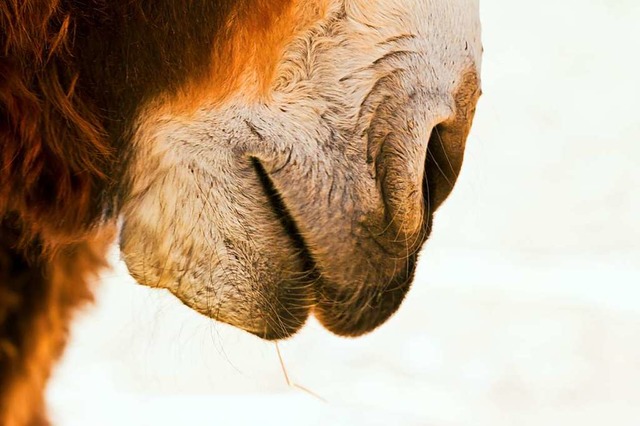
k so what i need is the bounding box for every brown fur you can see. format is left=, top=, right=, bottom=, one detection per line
left=0, top=1, right=299, bottom=244
left=0, top=0, right=480, bottom=422
left=1, top=1, right=298, bottom=423
left=0, top=220, right=114, bottom=426
left=0, top=0, right=112, bottom=246
left=1, top=3, right=114, bottom=422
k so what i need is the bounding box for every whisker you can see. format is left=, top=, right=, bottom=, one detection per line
left=275, top=343, right=327, bottom=403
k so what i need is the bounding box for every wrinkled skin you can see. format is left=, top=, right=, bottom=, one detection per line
left=120, top=0, right=482, bottom=339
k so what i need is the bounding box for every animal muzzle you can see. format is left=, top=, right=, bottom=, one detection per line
left=251, top=153, right=429, bottom=338
left=120, top=73, right=479, bottom=341
left=249, top=109, right=466, bottom=339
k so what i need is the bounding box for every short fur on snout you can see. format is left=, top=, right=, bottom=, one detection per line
left=121, top=0, right=482, bottom=339
left=0, top=1, right=480, bottom=423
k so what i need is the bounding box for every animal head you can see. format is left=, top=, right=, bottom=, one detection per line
left=2, top=0, right=481, bottom=340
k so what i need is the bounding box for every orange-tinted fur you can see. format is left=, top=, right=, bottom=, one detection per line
left=0, top=222, right=115, bottom=426
left=2, top=3, right=113, bottom=421
left=1, top=0, right=112, bottom=246
left=0, top=1, right=303, bottom=423
left=163, top=0, right=327, bottom=115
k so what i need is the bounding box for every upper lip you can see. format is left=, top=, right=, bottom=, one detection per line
left=250, top=156, right=425, bottom=338
left=250, top=157, right=319, bottom=339
left=251, top=157, right=318, bottom=278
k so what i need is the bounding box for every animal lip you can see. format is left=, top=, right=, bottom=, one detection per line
left=251, top=158, right=319, bottom=279
left=250, top=158, right=319, bottom=339
left=251, top=157, right=420, bottom=338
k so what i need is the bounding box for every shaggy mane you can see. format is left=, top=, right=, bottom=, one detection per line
left=1, top=0, right=112, bottom=249
left=0, top=1, right=272, bottom=423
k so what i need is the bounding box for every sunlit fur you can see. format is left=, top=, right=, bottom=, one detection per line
left=122, top=0, right=481, bottom=338
left=0, top=1, right=480, bottom=423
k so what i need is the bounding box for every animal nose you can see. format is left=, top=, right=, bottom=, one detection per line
left=246, top=118, right=438, bottom=337
left=311, top=112, right=480, bottom=336
left=250, top=152, right=430, bottom=338
left=309, top=120, right=434, bottom=336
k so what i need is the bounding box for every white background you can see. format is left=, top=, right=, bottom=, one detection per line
left=48, top=1, right=640, bottom=425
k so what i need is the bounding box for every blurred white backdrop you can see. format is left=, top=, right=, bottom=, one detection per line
left=49, top=1, right=640, bottom=425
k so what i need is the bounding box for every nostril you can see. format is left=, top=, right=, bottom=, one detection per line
left=424, top=71, right=481, bottom=211
left=424, top=121, right=467, bottom=212
left=377, top=130, right=429, bottom=239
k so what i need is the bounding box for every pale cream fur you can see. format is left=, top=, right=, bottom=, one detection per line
left=121, top=0, right=482, bottom=337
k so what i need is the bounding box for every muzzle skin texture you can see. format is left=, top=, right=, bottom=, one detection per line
left=120, top=0, right=482, bottom=339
